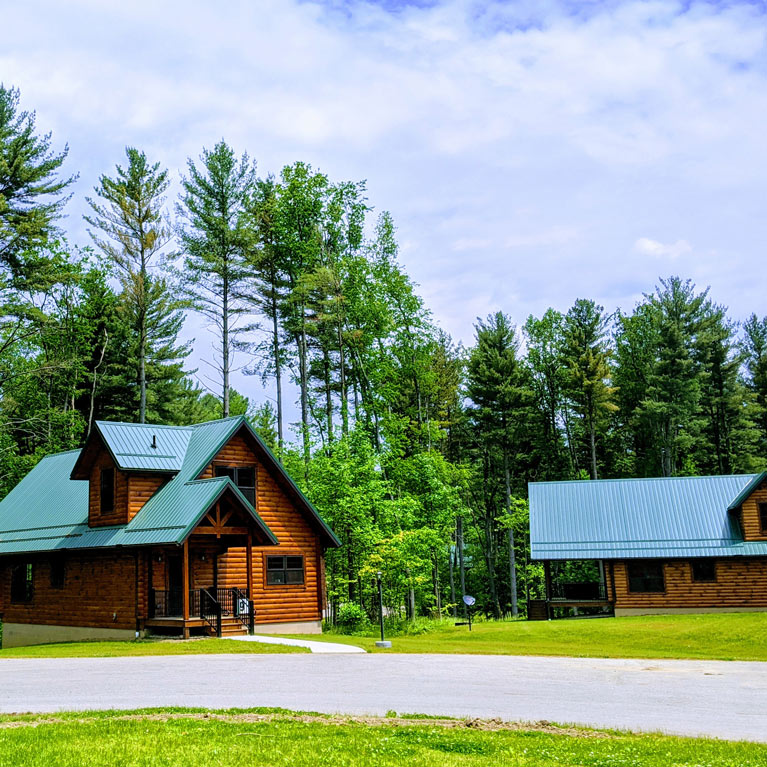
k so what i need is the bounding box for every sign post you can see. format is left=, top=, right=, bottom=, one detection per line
left=456, top=595, right=475, bottom=631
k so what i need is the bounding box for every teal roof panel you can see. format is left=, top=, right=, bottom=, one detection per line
left=529, top=474, right=767, bottom=561
left=95, top=421, right=192, bottom=472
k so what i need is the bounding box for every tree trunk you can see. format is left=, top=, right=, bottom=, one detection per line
left=457, top=515, right=467, bottom=618
left=589, top=412, right=598, bottom=480
left=503, top=450, right=518, bottom=618
left=222, top=270, right=230, bottom=419
left=448, top=542, right=457, bottom=619
left=270, top=282, right=284, bottom=455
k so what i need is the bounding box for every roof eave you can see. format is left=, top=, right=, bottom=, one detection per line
left=727, top=472, right=767, bottom=511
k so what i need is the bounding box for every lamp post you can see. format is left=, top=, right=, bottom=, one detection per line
left=375, top=571, right=391, bottom=649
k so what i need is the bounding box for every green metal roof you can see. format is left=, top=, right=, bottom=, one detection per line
left=95, top=421, right=192, bottom=472
left=0, top=414, right=342, bottom=556
left=529, top=474, right=767, bottom=561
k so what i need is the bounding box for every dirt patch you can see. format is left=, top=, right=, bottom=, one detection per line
left=0, top=711, right=614, bottom=738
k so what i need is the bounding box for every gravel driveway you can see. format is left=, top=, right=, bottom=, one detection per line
left=1, top=653, right=765, bottom=742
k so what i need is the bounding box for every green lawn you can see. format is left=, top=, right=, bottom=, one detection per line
left=285, top=612, right=767, bottom=661
left=0, top=708, right=763, bottom=767
left=0, top=638, right=306, bottom=658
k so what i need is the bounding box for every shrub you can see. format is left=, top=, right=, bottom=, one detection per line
left=336, top=603, right=370, bottom=633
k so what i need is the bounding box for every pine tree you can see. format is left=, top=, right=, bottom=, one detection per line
left=561, top=299, right=616, bottom=480
left=176, top=141, right=256, bottom=418
left=0, top=85, right=75, bottom=277
left=85, top=147, right=179, bottom=422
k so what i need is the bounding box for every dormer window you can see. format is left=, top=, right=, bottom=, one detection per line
left=100, top=468, right=115, bottom=514
left=760, top=503, right=767, bottom=534
left=215, top=466, right=256, bottom=507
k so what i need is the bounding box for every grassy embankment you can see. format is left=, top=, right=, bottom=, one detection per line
left=0, top=637, right=306, bottom=658
left=0, top=708, right=764, bottom=767
left=286, top=611, right=767, bottom=661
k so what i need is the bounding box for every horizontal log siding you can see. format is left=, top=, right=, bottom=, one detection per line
left=127, top=475, right=166, bottom=522
left=0, top=551, right=146, bottom=630
left=88, top=448, right=129, bottom=527
left=612, top=558, right=767, bottom=609
left=741, top=480, right=767, bottom=540
left=205, top=434, right=323, bottom=624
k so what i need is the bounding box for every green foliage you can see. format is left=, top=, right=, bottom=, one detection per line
left=335, top=602, right=370, bottom=633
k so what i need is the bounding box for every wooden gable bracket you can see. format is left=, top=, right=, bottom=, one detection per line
left=196, top=502, right=248, bottom=538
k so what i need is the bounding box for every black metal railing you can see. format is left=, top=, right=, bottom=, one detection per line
left=550, top=581, right=607, bottom=602
left=232, top=587, right=256, bottom=634
left=200, top=588, right=223, bottom=637
left=149, top=587, right=255, bottom=634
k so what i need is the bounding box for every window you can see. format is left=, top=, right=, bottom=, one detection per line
left=50, top=557, right=66, bottom=589
left=266, top=555, right=304, bottom=585
left=215, top=466, right=256, bottom=506
left=627, top=561, right=665, bottom=593
left=10, top=562, right=33, bottom=603
left=100, top=468, right=115, bottom=514
left=759, top=503, right=767, bottom=534
left=691, top=559, right=716, bottom=583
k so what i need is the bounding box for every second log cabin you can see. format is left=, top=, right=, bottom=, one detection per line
left=0, top=416, right=340, bottom=647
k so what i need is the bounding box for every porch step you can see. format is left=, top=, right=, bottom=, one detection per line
left=206, top=615, right=249, bottom=637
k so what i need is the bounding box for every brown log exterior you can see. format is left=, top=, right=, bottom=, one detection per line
left=739, top=479, right=767, bottom=541
left=88, top=448, right=129, bottom=527
left=204, top=434, right=325, bottom=625
left=0, top=550, right=147, bottom=631
left=128, top=475, right=166, bottom=522
left=611, top=558, right=767, bottom=610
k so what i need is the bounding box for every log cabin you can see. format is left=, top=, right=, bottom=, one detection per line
left=528, top=474, right=767, bottom=619
left=0, top=416, right=339, bottom=647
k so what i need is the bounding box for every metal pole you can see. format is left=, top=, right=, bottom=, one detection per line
left=378, top=572, right=385, bottom=642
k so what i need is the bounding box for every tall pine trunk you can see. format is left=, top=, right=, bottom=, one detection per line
left=222, top=269, right=230, bottom=418
left=503, top=449, right=518, bottom=617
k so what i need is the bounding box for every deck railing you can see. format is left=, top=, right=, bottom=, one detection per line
left=149, top=586, right=255, bottom=633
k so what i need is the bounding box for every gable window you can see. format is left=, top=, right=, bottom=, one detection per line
left=266, top=555, right=304, bottom=585
left=691, top=559, right=716, bottom=583
left=100, top=468, right=115, bottom=514
left=50, top=557, right=66, bottom=589
left=10, top=562, right=33, bottom=603
left=215, top=466, right=256, bottom=506
left=627, top=561, right=665, bottom=593
left=759, top=503, right=767, bottom=534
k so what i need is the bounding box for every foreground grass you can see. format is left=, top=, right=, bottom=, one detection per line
left=0, top=638, right=307, bottom=658
left=287, top=612, right=767, bottom=661
left=0, top=708, right=763, bottom=767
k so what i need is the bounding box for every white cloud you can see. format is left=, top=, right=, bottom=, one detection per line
left=634, top=237, right=692, bottom=260
left=2, top=0, right=766, bottom=409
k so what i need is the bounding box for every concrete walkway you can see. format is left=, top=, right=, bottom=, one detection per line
left=2, top=654, right=767, bottom=742
left=228, top=635, right=365, bottom=653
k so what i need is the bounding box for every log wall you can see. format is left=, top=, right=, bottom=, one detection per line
left=88, top=449, right=129, bottom=527
left=128, top=475, right=166, bottom=522
left=0, top=550, right=147, bottom=630
left=612, top=558, right=767, bottom=609
left=740, top=480, right=767, bottom=540
left=205, top=433, right=324, bottom=624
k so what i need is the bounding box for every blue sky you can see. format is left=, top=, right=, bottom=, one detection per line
left=2, top=0, right=766, bottom=415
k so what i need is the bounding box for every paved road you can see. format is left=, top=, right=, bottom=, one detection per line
left=1, top=654, right=766, bottom=742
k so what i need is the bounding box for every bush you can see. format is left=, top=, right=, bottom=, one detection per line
left=335, top=603, right=370, bottom=633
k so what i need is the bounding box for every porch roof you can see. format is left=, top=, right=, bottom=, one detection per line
left=529, top=474, right=767, bottom=561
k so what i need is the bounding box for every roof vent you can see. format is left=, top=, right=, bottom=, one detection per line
left=151, top=434, right=158, bottom=450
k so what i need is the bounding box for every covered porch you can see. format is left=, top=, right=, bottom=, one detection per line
left=529, top=560, right=614, bottom=620
left=145, top=492, right=277, bottom=637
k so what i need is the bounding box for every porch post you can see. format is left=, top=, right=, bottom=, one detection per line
left=182, top=539, right=190, bottom=639
left=543, top=560, right=553, bottom=620
left=246, top=530, right=254, bottom=599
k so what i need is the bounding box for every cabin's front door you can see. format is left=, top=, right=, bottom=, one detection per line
left=167, top=555, right=184, bottom=616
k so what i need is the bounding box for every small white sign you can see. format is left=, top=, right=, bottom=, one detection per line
left=238, top=598, right=250, bottom=615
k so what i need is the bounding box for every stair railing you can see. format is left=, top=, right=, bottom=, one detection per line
left=200, top=588, right=223, bottom=637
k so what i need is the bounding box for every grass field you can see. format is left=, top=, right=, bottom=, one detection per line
left=285, top=612, right=767, bottom=661
left=0, top=708, right=763, bottom=767
left=0, top=637, right=306, bottom=658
